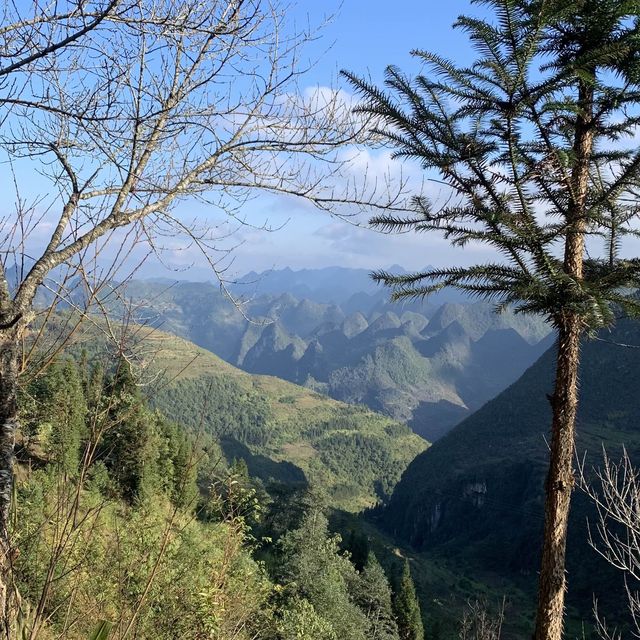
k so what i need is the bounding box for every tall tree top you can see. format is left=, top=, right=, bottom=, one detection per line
left=343, top=0, right=640, bottom=331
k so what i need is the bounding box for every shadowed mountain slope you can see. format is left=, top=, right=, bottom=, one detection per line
left=378, top=316, right=640, bottom=622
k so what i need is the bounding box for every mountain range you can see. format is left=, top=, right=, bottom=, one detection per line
left=110, top=267, right=553, bottom=441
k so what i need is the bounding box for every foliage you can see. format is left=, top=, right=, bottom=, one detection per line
left=275, top=597, right=338, bottom=640
left=13, top=349, right=409, bottom=639
left=277, top=504, right=370, bottom=640
left=19, top=359, right=87, bottom=474
left=345, top=2, right=640, bottom=637
left=380, top=315, right=640, bottom=632
left=394, top=561, right=424, bottom=640
left=356, top=554, right=400, bottom=640
left=343, top=0, right=640, bottom=329
left=153, top=375, right=274, bottom=447
left=135, top=328, right=427, bottom=511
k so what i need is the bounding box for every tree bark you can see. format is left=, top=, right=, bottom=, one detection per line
left=533, top=314, right=582, bottom=640
left=0, top=333, right=18, bottom=638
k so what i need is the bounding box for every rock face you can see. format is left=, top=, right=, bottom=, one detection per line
left=342, top=312, right=369, bottom=338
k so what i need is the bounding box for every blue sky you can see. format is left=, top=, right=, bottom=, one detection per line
left=169, top=0, right=494, bottom=280
left=5, top=1, right=498, bottom=282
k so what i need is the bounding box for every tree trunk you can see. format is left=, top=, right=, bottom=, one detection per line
left=533, top=314, right=582, bottom=640
left=0, top=334, right=18, bottom=638
left=533, top=73, right=593, bottom=640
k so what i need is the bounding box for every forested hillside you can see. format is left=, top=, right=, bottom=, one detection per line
left=56, top=320, right=426, bottom=512
left=14, top=351, right=425, bottom=640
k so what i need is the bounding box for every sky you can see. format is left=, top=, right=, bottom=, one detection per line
left=140, top=0, right=493, bottom=280
left=3, top=0, right=500, bottom=282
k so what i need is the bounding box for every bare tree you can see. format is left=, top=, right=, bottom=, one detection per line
left=459, top=599, right=505, bottom=640
left=0, top=0, right=405, bottom=631
left=580, top=449, right=640, bottom=640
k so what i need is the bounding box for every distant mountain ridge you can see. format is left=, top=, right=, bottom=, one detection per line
left=235, top=265, right=471, bottom=311
left=98, top=267, right=553, bottom=440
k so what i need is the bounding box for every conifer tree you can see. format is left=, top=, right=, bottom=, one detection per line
left=278, top=504, right=370, bottom=640
left=167, top=425, right=198, bottom=510
left=394, top=560, right=424, bottom=640
left=25, top=359, right=87, bottom=474
left=344, top=2, right=640, bottom=638
left=357, top=553, right=400, bottom=640
left=100, top=359, right=153, bottom=504
left=346, top=529, right=371, bottom=572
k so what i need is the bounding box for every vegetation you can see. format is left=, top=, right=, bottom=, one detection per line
left=13, top=352, right=418, bottom=639
left=394, top=561, right=424, bottom=640
left=0, top=0, right=381, bottom=623
left=64, top=323, right=427, bottom=512
left=4, top=1, right=640, bottom=637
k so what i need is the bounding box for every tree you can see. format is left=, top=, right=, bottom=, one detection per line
left=580, top=449, right=640, bottom=639
left=276, top=597, right=339, bottom=640
left=345, top=528, right=371, bottom=572
left=21, top=359, right=87, bottom=475
left=393, top=560, right=423, bottom=640
left=99, top=358, right=154, bottom=503
left=278, top=504, right=370, bottom=640
left=162, top=421, right=199, bottom=510
left=0, top=0, right=396, bottom=627
left=356, top=553, right=399, bottom=640
left=343, top=2, right=640, bottom=638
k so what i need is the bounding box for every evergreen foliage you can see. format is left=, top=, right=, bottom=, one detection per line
left=343, top=0, right=640, bottom=326
left=344, top=529, right=371, bottom=572
left=343, top=2, right=640, bottom=636
left=277, top=504, right=370, bottom=640
left=356, top=553, right=400, bottom=640
left=99, top=359, right=154, bottom=503
left=21, top=359, right=87, bottom=474
left=394, top=560, right=424, bottom=640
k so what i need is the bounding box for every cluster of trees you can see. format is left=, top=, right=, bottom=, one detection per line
left=13, top=352, right=425, bottom=639
left=20, top=355, right=199, bottom=508
left=318, top=432, right=400, bottom=499
left=153, top=375, right=274, bottom=448
left=274, top=502, right=424, bottom=640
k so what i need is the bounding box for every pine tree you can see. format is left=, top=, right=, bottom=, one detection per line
left=167, top=425, right=198, bottom=510
left=394, top=560, right=424, bottom=640
left=278, top=504, right=370, bottom=640
left=343, top=2, right=640, bottom=638
left=357, top=553, right=399, bottom=640
left=100, top=358, right=154, bottom=504
left=25, top=359, right=87, bottom=474
left=345, top=529, right=370, bottom=572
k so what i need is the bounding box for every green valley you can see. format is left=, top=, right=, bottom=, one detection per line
left=61, top=321, right=427, bottom=512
